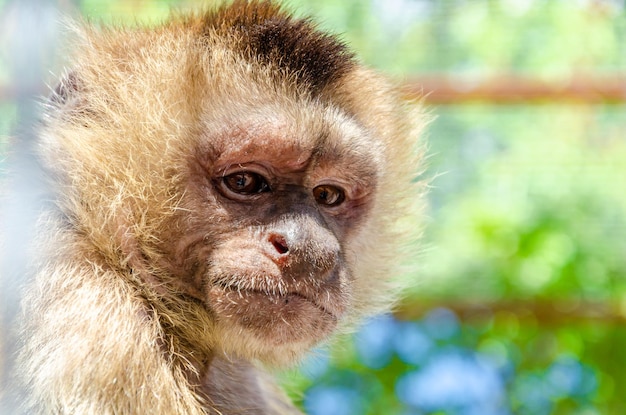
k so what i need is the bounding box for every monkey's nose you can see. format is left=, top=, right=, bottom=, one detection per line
left=268, top=233, right=289, bottom=255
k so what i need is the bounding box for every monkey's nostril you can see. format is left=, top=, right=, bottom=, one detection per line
left=269, top=234, right=289, bottom=255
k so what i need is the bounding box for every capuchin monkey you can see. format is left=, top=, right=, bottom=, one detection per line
left=0, top=1, right=425, bottom=413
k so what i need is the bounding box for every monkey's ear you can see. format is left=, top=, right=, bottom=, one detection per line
left=49, top=71, right=83, bottom=109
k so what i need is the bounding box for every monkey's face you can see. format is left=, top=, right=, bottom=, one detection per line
left=171, top=105, right=381, bottom=362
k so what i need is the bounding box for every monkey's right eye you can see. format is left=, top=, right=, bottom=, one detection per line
left=222, top=172, right=270, bottom=195
left=313, top=184, right=345, bottom=207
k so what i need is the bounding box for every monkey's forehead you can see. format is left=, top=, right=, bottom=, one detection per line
left=195, top=104, right=383, bottom=181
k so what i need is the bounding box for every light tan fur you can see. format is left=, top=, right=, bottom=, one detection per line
left=2, top=1, right=425, bottom=414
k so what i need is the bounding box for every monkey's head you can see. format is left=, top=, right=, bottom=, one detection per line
left=42, top=1, right=424, bottom=366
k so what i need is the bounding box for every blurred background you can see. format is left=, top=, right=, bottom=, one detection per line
left=1, top=0, right=625, bottom=414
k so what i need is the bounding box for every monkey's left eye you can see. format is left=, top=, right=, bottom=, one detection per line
left=222, top=172, right=270, bottom=195
left=313, top=185, right=345, bottom=207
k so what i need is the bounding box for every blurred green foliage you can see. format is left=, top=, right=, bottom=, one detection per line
left=2, top=0, right=625, bottom=414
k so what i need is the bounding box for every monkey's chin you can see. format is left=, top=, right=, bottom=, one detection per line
left=207, top=286, right=341, bottom=362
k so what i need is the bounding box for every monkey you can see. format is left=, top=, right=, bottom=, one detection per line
left=0, top=1, right=425, bottom=413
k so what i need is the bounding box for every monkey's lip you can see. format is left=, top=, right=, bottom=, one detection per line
left=213, top=283, right=339, bottom=318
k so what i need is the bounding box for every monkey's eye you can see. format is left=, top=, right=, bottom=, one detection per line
left=313, top=185, right=345, bottom=207
left=222, top=172, right=270, bottom=195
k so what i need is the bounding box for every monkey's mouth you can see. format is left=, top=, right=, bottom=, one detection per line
left=213, top=284, right=338, bottom=318
left=207, top=282, right=342, bottom=343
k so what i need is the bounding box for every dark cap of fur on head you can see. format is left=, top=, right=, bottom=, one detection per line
left=202, top=0, right=356, bottom=93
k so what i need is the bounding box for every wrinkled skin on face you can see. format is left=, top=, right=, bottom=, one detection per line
left=160, top=109, right=381, bottom=363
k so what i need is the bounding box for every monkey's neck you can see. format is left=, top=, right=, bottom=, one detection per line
left=144, top=293, right=218, bottom=375
left=198, top=355, right=273, bottom=413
